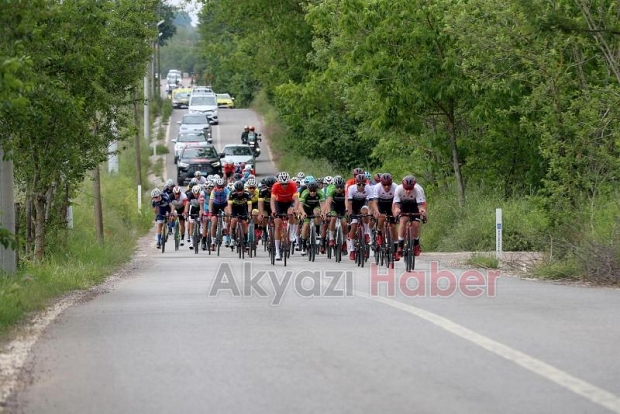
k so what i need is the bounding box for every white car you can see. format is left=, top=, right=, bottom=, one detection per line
left=220, top=144, right=256, bottom=174
left=172, top=132, right=211, bottom=164
left=188, top=93, right=218, bottom=125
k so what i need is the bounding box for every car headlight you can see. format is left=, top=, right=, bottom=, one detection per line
left=212, top=162, right=220, bottom=168
left=178, top=162, right=189, bottom=168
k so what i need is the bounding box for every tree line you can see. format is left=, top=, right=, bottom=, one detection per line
left=0, top=0, right=177, bottom=263
left=197, top=0, right=620, bottom=278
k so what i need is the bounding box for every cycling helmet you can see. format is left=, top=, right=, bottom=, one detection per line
left=165, top=179, right=174, bottom=187
left=189, top=178, right=198, bottom=187
left=172, top=186, right=182, bottom=194
left=296, top=171, right=305, bottom=180
left=212, top=174, right=220, bottom=180
left=264, top=176, right=276, bottom=188
left=246, top=178, right=257, bottom=188
left=353, top=167, right=364, bottom=177
left=316, top=177, right=324, bottom=184
left=277, top=171, right=290, bottom=183
left=151, top=188, right=161, bottom=198
left=227, top=183, right=235, bottom=191
left=234, top=181, right=245, bottom=191
left=307, top=182, right=319, bottom=191
left=305, top=175, right=315, bottom=184
left=381, top=173, right=393, bottom=186
left=244, top=164, right=252, bottom=171
left=402, top=175, right=417, bottom=190
left=244, top=125, right=249, bottom=130
left=233, top=173, right=242, bottom=181
left=333, top=176, right=345, bottom=188
left=355, top=174, right=366, bottom=185
left=205, top=182, right=214, bottom=190
left=374, top=173, right=382, bottom=183
left=216, top=178, right=225, bottom=187
left=194, top=171, right=202, bottom=177
left=323, top=176, right=333, bottom=185
left=364, top=171, right=372, bottom=180
left=249, top=125, right=255, bottom=131
left=292, top=177, right=300, bottom=184
left=192, top=185, right=201, bottom=194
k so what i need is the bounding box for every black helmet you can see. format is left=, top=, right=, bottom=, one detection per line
left=234, top=181, right=245, bottom=191
left=307, top=182, right=319, bottom=191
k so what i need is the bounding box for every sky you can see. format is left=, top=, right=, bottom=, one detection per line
left=168, top=0, right=202, bottom=26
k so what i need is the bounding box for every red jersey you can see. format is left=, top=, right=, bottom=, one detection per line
left=224, top=163, right=235, bottom=173
left=271, top=181, right=298, bottom=202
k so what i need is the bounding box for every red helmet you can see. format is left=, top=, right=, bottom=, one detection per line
left=402, top=175, right=416, bottom=190
left=381, top=173, right=393, bottom=186
left=249, top=125, right=255, bottom=131
left=374, top=172, right=382, bottom=182
left=353, top=167, right=364, bottom=177
left=355, top=174, right=366, bottom=185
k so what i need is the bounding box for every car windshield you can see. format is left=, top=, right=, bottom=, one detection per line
left=190, top=95, right=217, bottom=106
left=177, top=133, right=206, bottom=143
left=182, top=115, right=208, bottom=124
left=182, top=147, right=218, bottom=159
left=224, top=146, right=252, bottom=156
left=174, top=91, right=190, bottom=99
left=217, top=94, right=231, bottom=100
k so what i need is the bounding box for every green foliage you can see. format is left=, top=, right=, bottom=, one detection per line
left=466, top=254, right=500, bottom=269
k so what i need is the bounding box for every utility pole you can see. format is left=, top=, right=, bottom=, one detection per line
left=0, top=145, right=17, bottom=274
left=132, top=88, right=143, bottom=188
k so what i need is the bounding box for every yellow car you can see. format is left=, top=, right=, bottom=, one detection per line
left=216, top=93, right=235, bottom=109
left=172, top=88, right=192, bottom=109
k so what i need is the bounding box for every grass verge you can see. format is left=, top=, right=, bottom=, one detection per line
left=0, top=124, right=154, bottom=340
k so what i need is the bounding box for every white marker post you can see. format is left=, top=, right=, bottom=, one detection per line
left=496, top=208, right=503, bottom=259
left=138, top=185, right=142, bottom=211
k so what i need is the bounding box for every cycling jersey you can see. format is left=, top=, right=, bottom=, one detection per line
left=152, top=193, right=171, bottom=220
left=271, top=182, right=298, bottom=203
left=299, top=188, right=325, bottom=215
left=202, top=190, right=212, bottom=214
left=170, top=192, right=188, bottom=213
left=326, top=185, right=346, bottom=215
left=186, top=192, right=202, bottom=216
left=373, top=182, right=398, bottom=214
left=211, top=187, right=229, bottom=206
left=347, top=183, right=374, bottom=214
left=228, top=190, right=252, bottom=217
left=393, top=184, right=426, bottom=204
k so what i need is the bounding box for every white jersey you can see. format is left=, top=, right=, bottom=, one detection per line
left=394, top=184, right=426, bottom=204
left=373, top=182, right=398, bottom=201
left=195, top=176, right=207, bottom=185
left=347, top=183, right=374, bottom=202
left=170, top=191, right=188, bottom=210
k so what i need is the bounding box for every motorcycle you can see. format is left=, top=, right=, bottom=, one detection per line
left=247, top=132, right=262, bottom=158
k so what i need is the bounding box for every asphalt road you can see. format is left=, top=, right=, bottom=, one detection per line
left=6, top=102, right=620, bottom=414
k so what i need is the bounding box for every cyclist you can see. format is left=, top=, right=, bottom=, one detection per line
left=200, top=182, right=214, bottom=250
left=245, top=177, right=261, bottom=239
left=325, top=176, right=347, bottom=252
left=208, top=178, right=230, bottom=250
left=241, top=125, right=249, bottom=144
left=298, top=180, right=326, bottom=255
left=370, top=173, right=398, bottom=258
left=393, top=175, right=427, bottom=259
left=345, top=167, right=366, bottom=191
left=162, top=179, right=175, bottom=197
left=151, top=188, right=172, bottom=249
left=184, top=185, right=203, bottom=249
left=223, top=159, right=235, bottom=184
left=169, top=186, right=188, bottom=246
left=227, top=181, right=253, bottom=248
left=258, top=176, right=275, bottom=243
left=270, top=172, right=299, bottom=261
left=346, top=174, right=374, bottom=260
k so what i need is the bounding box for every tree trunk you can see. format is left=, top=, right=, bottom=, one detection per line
left=93, top=166, right=104, bottom=244
left=33, top=193, right=47, bottom=263
left=446, top=114, right=465, bottom=207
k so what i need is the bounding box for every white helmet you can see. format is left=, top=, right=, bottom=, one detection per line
left=246, top=178, right=257, bottom=187
left=151, top=188, right=161, bottom=197
left=277, top=171, right=290, bottom=183
left=192, top=185, right=201, bottom=194
left=165, top=179, right=174, bottom=187
left=244, top=164, right=252, bottom=171
left=212, top=174, right=220, bottom=179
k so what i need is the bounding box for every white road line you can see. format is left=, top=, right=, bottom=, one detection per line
left=357, top=292, right=620, bottom=413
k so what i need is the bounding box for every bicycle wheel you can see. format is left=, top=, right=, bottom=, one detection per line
left=308, top=226, right=316, bottom=262
left=357, top=225, right=365, bottom=267
left=334, top=224, right=342, bottom=263
left=248, top=220, right=255, bottom=258
left=193, top=222, right=199, bottom=254
left=406, top=226, right=415, bottom=272
left=206, top=221, right=212, bottom=255
left=174, top=221, right=180, bottom=251
left=269, top=226, right=275, bottom=265
left=216, top=218, right=223, bottom=256
left=161, top=224, right=167, bottom=253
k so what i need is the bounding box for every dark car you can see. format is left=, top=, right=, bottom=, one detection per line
left=177, top=143, right=222, bottom=186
